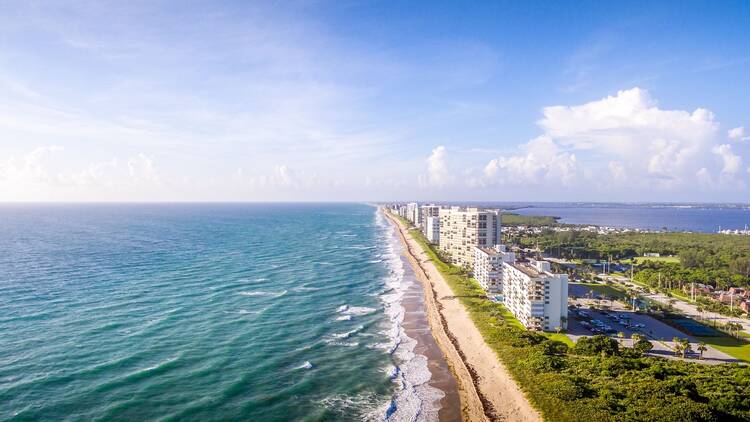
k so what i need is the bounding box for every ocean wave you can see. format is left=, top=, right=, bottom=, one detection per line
left=327, top=341, right=359, bottom=347
left=238, top=308, right=266, bottom=315
left=337, top=305, right=377, bottom=316
left=330, top=325, right=364, bottom=339
left=238, top=290, right=287, bottom=298
left=319, top=392, right=389, bottom=421
left=294, top=361, right=313, bottom=370
left=293, top=284, right=321, bottom=292
left=344, top=245, right=375, bottom=250
left=335, top=315, right=353, bottom=321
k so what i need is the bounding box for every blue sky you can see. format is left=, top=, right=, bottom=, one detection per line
left=0, top=0, right=749, bottom=201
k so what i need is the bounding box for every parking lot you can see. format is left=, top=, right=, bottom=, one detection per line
left=567, top=306, right=740, bottom=364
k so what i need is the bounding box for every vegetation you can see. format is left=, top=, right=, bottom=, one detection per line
left=393, top=213, right=750, bottom=421
left=501, top=213, right=560, bottom=227
left=513, top=230, right=750, bottom=292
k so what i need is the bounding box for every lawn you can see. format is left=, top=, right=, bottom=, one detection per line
left=630, top=255, right=680, bottom=264
left=695, top=335, right=750, bottom=363
left=571, top=282, right=629, bottom=300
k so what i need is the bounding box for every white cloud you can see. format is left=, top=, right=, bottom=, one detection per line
left=127, top=153, right=160, bottom=183
left=712, top=144, right=742, bottom=175
left=0, top=146, right=63, bottom=183
left=481, top=87, right=745, bottom=191
left=419, top=146, right=451, bottom=187
left=728, top=126, right=750, bottom=141
left=482, top=137, right=577, bottom=185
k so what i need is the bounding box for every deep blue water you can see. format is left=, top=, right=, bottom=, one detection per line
left=0, top=204, right=443, bottom=421
left=513, top=204, right=750, bottom=232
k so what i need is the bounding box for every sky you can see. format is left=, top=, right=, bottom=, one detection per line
left=0, top=0, right=749, bottom=202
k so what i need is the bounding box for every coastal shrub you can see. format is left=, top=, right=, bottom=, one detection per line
left=634, top=338, right=654, bottom=354
left=537, top=373, right=591, bottom=401
left=518, top=348, right=566, bottom=373
left=539, top=339, right=569, bottom=356
left=572, top=335, right=620, bottom=356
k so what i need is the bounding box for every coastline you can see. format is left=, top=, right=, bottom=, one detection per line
left=398, top=252, right=461, bottom=422
left=383, top=208, right=541, bottom=422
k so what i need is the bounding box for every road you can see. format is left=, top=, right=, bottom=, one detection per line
left=604, top=275, right=750, bottom=336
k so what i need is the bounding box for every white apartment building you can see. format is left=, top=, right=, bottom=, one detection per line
left=438, top=207, right=501, bottom=269
left=406, top=202, right=421, bottom=226
left=420, top=205, right=441, bottom=236
left=502, top=259, right=568, bottom=332
left=473, top=245, right=515, bottom=294
left=424, top=216, right=440, bottom=244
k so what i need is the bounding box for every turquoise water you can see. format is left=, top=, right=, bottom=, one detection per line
left=0, top=204, right=443, bottom=421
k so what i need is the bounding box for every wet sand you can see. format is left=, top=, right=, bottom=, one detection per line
left=399, top=253, right=462, bottom=422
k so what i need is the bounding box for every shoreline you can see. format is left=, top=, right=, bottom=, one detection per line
left=398, top=252, right=461, bottom=422
left=383, top=209, right=541, bottom=422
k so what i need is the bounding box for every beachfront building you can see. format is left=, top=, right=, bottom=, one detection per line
left=502, top=259, right=568, bottom=331
left=420, top=205, right=441, bottom=235
left=438, top=207, right=501, bottom=269
left=398, top=205, right=408, bottom=219
left=406, top=202, right=421, bottom=226
left=473, top=245, right=515, bottom=294
left=424, top=216, right=440, bottom=244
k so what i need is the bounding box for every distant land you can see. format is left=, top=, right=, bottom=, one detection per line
left=435, top=202, right=750, bottom=233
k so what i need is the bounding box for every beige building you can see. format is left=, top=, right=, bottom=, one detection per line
left=438, top=207, right=501, bottom=268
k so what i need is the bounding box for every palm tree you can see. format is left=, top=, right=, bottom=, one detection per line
left=726, top=322, right=743, bottom=338
left=697, top=342, right=707, bottom=359
left=631, top=333, right=642, bottom=345
left=696, top=306, right=704, bottom=322
left=672, top=337, right=683, bottom=357
left=680, top=338, right=693, bottom=358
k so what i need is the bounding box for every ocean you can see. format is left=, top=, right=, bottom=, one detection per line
left=0, top=203, right=456, bottom=421
left=511, top=203, right=750, bottom=233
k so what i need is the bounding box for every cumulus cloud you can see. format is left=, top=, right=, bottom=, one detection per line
left=245, top=164, right=303, bottom=189
left=482, top=137, right=577, bottom=185
left=728, top=126, right=750, bottom=141
left=419, top=146, right=451, bottom=187
left=481, top=87, right=745, bottom=191
left=0, top=146, right=63, bottom=183
left=127, top=153, right=160, bottom=183
left=712, top=144, right=742, bottom=175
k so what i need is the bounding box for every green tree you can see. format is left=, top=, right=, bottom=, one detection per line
left=697, top=342, right=707, bottom=359
left=573, top=335, right=619, bottom=357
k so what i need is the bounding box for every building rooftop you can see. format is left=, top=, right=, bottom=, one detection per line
left=509, top=262, right=542, bottom=278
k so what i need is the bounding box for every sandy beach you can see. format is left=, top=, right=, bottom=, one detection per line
left=385, top=209, right=542, bottom=422
left=399, top=251, right=462, bottom=422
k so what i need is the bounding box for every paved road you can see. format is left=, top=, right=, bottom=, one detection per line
left=604, top=275, right=750, bottom=336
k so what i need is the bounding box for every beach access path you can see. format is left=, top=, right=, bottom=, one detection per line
left=384, top=210, right=541, bottom=422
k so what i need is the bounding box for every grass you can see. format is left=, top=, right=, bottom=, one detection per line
left=544, top=332, right=575, bottom=347
left=629, top=256, right=680, bottom=264
left=571, top=282, right=628, bottom=300
left=695, top=335, right=750, bottom=363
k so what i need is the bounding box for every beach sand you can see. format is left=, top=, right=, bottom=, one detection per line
left=385, top=210, right=542, bottom=422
